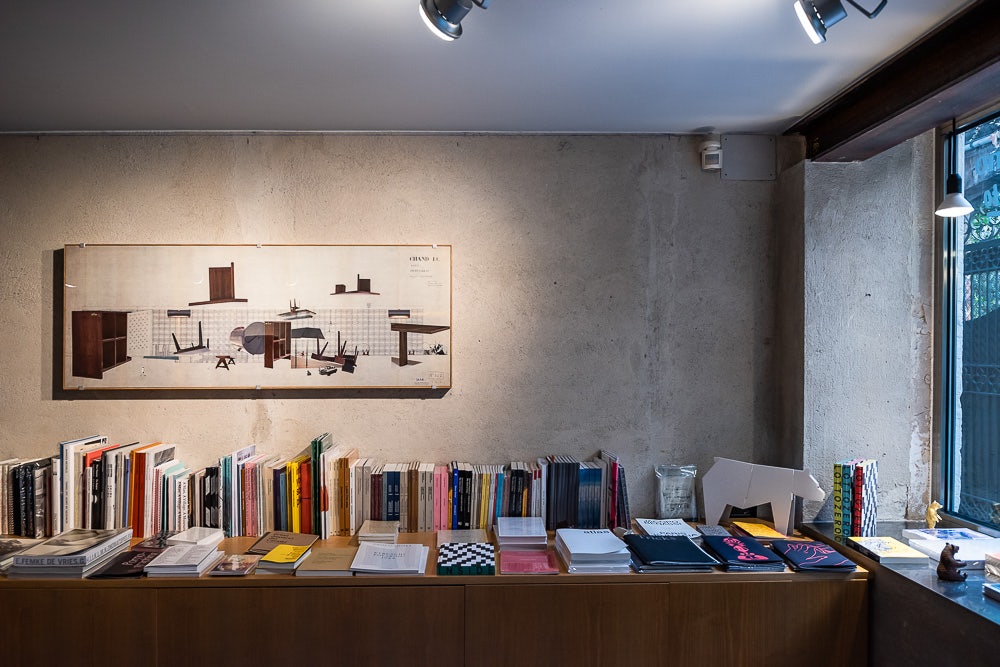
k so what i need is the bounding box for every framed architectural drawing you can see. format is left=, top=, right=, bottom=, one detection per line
left=62, top=244, right=452, bottom=390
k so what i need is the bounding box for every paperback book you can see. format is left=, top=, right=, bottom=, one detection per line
left=770, top=539, right=856, bottom=571
left=350, top=541, right=428, bottom=575
left=295, top=547, right=358, bottom=577
left=144, top=544, right=224, bottom=577
left=847, top=536, right=928, bottom=564
left=906, top=538, right=1000, bottom=569
left=554, top=528, right=631, bottom=574
left=246, top=530, right=318, bottom=556
left=700, top=535, right=785, bottom=572
left=0, top=537, right=45, bottom=572
left=634, top=518, right=700, bottom=539
left=12, top=528, right=133, bottom=567
left=623, top=534, right=720, bottom=572
left=900, top=527, right=991, bottom=542
left=88, top=549, right=162, bottom=578
left=498, top=550, right=560, bottom=575
left=257, top=544, right=313, bottom=573
left=984, top=582, right=1000, bottom=603
left=209, top=554, right=261, bottom=576
left=166, top=526, right=225, bottom=547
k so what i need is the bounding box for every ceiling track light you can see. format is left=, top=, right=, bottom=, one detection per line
left=419, top=0, right=489, bottom=42
left=793, top=0, right=887, bottom=45
left=936, top=119, right=974, bottom=219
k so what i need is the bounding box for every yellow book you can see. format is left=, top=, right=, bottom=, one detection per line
left=732, top=520, right=786, bottom=539
left=262, top=544, right=311, bottom=564
left=287, top=456, right=304, bottom=533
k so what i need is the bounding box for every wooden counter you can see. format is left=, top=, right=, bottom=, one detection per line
left=0, top=533, right=869, bottom=667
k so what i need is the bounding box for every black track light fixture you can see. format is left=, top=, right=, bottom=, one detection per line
left=419, top=0, right=489, bottom=42
left=794, top=0, right=887, bottom=45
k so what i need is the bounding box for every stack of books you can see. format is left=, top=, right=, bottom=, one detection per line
left=554, top=528, right=631, bottom=574
left=701, top=535, right=786, bottom=572
left=624, top=534, right=720, bottom=573
left=357, top=520, right=400, bottom=544
left=498, top=549, right=560, bottom=575
left=495, top=516, right=548, bottom=551
left=7, top=528, right=133, bottom=579
left=143, top=544, right=224, bottom=577
left=0, top=537, right=44, bottom=574
left=350, top=541, right=428, bottom=575
left=770, top=539, right=856, bottom=571
left=246, top=531, right=319, bottom=574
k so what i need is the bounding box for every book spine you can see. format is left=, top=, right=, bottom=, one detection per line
left=832, top=461, right=844, bottom=539
left=300, top=460, right=313, bottom=535
left=859, top=461, right=878, bottom=537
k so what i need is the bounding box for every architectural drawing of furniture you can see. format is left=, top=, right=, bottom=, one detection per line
left=332, top=274, right=380, bottom=295
left=390, top=323, right=450, bottom=366
left=264, top=321, right=291, bottom=368
left=71, top=310, right=130, bottom=379
left=189, top=262, right=248, bottom=306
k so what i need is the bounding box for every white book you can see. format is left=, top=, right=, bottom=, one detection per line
left=635, top=518, right=700, bottom=538
left=145, top=544, right=223, bottom=576
left=554, top=528, right=630, bottom=564
left=58, top=435, right=107, bottom=533
left=350, top=541, right=428, bottom=575
left=496, top=516, right=548, bottom=545
left=907, top=538, right=1000, bottom=569
left=167, top=526, right=225, bottom=547
left=901, top=527, right=991, bottom=541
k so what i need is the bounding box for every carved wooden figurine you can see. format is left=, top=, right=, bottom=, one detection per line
left=936, top=542, right=968, bottom=582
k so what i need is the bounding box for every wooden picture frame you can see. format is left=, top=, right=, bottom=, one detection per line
left=62, top=244, right=451, bottom=390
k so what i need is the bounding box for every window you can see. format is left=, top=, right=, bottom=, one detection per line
left=941, top=111, right=1000, bottom=529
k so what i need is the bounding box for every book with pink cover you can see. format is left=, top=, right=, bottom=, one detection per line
left=499, top=550, right=560, bottom=575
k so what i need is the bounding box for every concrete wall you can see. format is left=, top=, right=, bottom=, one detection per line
left=801, top=131, right=936, bottom=522
left=0, top=133, right=780, bottom=519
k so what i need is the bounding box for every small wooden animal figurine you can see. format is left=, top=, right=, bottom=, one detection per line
left=926, top=500, right=942, bottom=529
left=936, top=542, right=968, bottom=582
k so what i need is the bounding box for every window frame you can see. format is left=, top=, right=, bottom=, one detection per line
left=934, top=111, right=1000, bottom=536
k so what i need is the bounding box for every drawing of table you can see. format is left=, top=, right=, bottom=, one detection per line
left=390, top=323, right=449, bottom=366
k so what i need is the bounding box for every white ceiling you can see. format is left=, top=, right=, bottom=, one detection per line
left=0, top=0, right=976, bottom=134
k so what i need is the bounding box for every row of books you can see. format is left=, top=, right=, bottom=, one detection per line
left=1, top=434, right=633, bottom=540
left=832, top=458, right=878, bottom=539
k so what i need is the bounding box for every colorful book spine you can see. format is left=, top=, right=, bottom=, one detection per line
left=852, top=460, right=878, bottom=537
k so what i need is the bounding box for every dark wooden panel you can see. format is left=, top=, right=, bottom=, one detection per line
left=156, top=585, right=465, bottom=667
left=0, top=588, right=155, bottom=667
left=668, top=580, right=867, bottom=667
left=465, top=583, right=670, bottom=667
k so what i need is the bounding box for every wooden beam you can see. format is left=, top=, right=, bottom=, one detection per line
left=787, top=1, right=1000, bottom=162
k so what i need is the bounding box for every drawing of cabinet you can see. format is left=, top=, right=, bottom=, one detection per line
left=71, top=310, right=131, bottom=379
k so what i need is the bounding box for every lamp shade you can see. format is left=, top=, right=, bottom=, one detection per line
left=935, top=173, right=974, bottom=218
left=420, top=0, right=473, bottom=41
left=794, top=0, right=848, bottom=44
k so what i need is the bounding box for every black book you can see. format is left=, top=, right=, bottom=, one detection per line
left=770, top=540, right=856, bottom=572
left=624, top=534, right=720, bottom=572
left=202, top=466, right=220, bottom=528
left=700, top=535, right=786, bottom=572
left=88, top=549, right=162, bottom=578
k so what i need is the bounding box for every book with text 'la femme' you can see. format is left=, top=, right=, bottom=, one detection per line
left=700, top=535, right=785, bottom=572
left=12, top=527, right=133, bottom=567
left=623, top=534, right=720, bottom=573
left=770, top=540, right=857, bottom=571
left=847, top=536, right=929, bottom=564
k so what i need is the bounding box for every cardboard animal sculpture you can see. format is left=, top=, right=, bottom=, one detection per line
left=936, top=542, right=968, bottom=582
left=702, top=457, right=825, bottom=536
